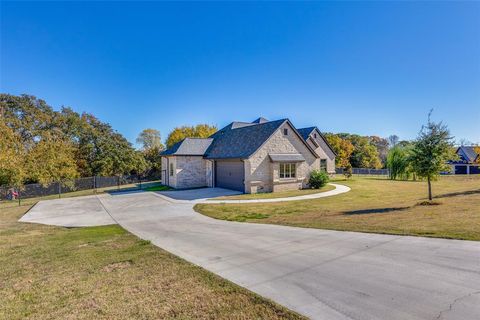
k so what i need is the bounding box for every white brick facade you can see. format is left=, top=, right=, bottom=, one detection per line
left=162, top=156, right=207, bottom=189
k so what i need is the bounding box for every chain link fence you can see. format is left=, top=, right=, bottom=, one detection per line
left=0, top=174, right=162, bottom=206
left=335, top=167, right=389, bottom=176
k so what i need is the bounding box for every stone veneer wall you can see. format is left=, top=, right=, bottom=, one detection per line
left=161, top=157, right=168, bottom=185
left=244, top=122, right=318, bottom=193
left=306, top=133, right=336, bottom=173
left=166, top=157, right=178, bottom=188
left=175, top=156, right=207, bottom=189
left=205, top=160, right=214, bottom=187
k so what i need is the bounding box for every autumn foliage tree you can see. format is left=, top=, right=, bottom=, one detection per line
left=0, top=121, right=25, bottom=187
left=0, top=94, right=147, bottom=187
left=24, top=134, right=78, bottom=185
left=324, top=134, right=354, bottom=168
left=324, top=133, right=382, bottom=169
left=166, top=124, right=217, bottom=148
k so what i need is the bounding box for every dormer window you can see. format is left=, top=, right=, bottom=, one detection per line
left=283, top=128, right=288, bottom=135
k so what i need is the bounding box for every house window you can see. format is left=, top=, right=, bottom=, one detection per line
left=169, top=163, right=174, bottom=176
left=314, top=133, right=317, bottom=138
left=279, top=163, right=296, bottom=179
left=320, top=159, right=327, bottom=172
left=283, top=128, right=288, bottom=135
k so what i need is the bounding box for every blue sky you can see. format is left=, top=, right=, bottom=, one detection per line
left=1, top=1, right=479, bottom=146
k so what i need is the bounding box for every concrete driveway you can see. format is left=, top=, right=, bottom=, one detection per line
left=20, top=189, right=480, bottom=320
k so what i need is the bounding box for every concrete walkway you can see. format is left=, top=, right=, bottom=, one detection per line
left=19, top=187, right=480, bottom=320
left=153, top=183, right=351, bottom=204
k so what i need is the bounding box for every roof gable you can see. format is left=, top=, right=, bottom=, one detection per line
left=204, top=119, right=286, bottom=159
left=161, top=138, right=213, bottom=156
left=249, top=120, right=319, bottom=160
left=297, top=127, right=316, bottom=141
left=297, top=126, right=337, bottom=156
left=456, top=146, right=479, bottom=163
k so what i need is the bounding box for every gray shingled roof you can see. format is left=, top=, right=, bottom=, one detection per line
left=297, top=127, right=316, bottom=141
left=457, top=146, right=479, bottom=163
left=161, top=138, right=213, bottom=156
left=297, top=126, right=337, bottom=156
left=231, top=122, right=256, bottom=129
left=204, top=119, right=287, bottom=159
left=161, top=118, right=322, bottom=160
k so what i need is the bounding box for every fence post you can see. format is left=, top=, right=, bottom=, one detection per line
left=18, top=187, right=21, bottom=206
left=139, top=175, right=142, bottom=190
left=117, top=175, right=120, bottom=190
left=93, top=176, right=96, bottom=194
left=58, top=181, right=61, bottom=198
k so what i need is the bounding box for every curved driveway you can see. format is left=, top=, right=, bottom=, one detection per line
left=20, top=186, right=480, bottom=320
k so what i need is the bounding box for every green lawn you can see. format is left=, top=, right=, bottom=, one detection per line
left=143, top=185, right=173, bottom=192
left=212, top=184, right=336, bottom=200
left=195, top=175, right=480, bottom=241
left=0, top=206, right=303, bottom=319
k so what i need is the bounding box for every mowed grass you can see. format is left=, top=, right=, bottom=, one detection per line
left=0, top=206, right=304, bottom=319
left=143, top=185, right=173, bottom=192
left=212, top=184, right=336, bottom=200
left=195, top=175, right=480, bottom=241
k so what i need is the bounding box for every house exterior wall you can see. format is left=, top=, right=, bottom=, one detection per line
left=175, top=156, right=207, bottom=189
left=244, top=122, right=319, bottom=193
left=306, top=131, right=336, bottom=173
left=162, top=156, right=207, bottom=189
left=168, top=156, right=178, bottom=188
left=161, top=157, right=168, bottom=185
left=205, top=160, right=214, bottom=187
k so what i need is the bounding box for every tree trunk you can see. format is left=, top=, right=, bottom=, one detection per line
left=427, top=176, right=432, bottom=201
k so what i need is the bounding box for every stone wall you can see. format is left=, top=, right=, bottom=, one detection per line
left=205, top=160, right=214, bottom=187
left=175, top=156, right=207, bottom=189
left=244, top=121, right=318, bottom=193
left=166, top=157, right=178, bottom=188
left=306, top=131, right=336, bottom=173
left=161, top=157, right=168, bottom=185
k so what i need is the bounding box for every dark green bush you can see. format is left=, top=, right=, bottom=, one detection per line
left=309, top=170, right=329, bottom=189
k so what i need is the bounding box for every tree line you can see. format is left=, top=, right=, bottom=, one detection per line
left=1, top=94, right=148, bottom=187
left=323, top=133, right=388, bottom=170
left=1, top=94, right=461, bottom=200
left=0, top=94, right=218, bottom=188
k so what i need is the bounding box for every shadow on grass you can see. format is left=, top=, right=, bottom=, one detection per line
left=344, top=206, right=411, bottom=215
left=365, top=177, right=422, bottom=183
left=434, top=189, right=480, bottom=199
left=107, top=182, right=166, bottom=195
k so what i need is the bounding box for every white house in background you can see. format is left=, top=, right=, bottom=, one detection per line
left=160, top=117, right=336, bottom=193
